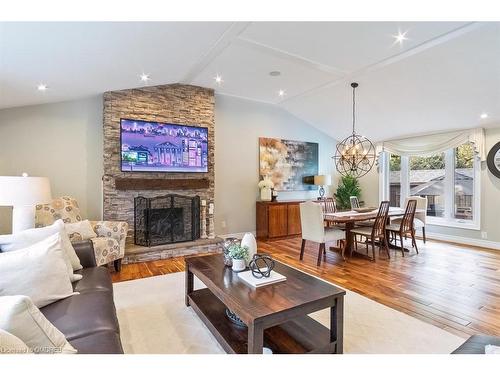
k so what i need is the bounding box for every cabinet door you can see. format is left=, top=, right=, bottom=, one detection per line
left=256, top=203, right=268, bottom=240
left=268, top=205, right=288, bottom=238
left=287, top=204, right=302, bottom=235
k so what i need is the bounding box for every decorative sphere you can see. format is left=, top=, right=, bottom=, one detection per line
left=248, top=254, right=275, bottom=279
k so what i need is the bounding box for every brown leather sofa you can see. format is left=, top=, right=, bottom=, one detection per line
left=452, top=335, right=500, bottom=354
left=40, top=241, right=124, bottom=354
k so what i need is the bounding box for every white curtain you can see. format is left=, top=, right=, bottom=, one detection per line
left=376, top=128, right=485, bottom=161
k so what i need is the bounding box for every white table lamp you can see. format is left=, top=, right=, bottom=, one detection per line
left=314, top=175, right=331, bottom=199
left=0, top=175, right=52, bottom=233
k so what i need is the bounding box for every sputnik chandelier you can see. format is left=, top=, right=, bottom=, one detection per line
left=333, top=82, right=375, bottom=178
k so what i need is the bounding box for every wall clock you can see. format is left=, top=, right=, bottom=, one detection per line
left=487, top=141, right=500, bottom=178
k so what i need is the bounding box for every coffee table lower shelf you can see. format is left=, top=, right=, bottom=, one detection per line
left=187, top=288, right=334, bottom=354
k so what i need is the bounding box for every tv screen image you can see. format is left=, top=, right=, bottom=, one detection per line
left=120, top=119, right=208, bottom=173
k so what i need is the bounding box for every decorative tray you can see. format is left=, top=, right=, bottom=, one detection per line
left=353, top=207, right=377, bottom=213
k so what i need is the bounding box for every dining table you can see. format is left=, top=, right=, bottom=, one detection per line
left=323, top=207, right=426, bottom=259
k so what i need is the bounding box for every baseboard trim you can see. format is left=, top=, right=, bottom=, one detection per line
left=424, top=231, right=500, bottom=251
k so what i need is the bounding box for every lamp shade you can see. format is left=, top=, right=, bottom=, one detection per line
left=313, top=175, right=331, bottom=186
left=0, top=176, right=52, bottom=206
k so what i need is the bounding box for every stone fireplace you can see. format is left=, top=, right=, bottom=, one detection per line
left=102, top=84, right=221, bottom=263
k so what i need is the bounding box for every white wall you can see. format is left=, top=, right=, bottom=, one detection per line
left=215, top=95, right=337, bottom=235
left=358, top=126, right=500, bottom=244
left=0, top=94, right=337, bottom=236
left=0, top=97, right=103, bottom=234
left=3, top=91, right=498, bottom=249
left=1, top=92, right=498, bottom=247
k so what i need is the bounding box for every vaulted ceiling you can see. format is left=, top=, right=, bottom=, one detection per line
left=1, top=22, right=498, bottom=141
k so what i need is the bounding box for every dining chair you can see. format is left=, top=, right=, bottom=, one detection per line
left=323, top=197, right=337, bottom=214
left=350, top=196, right=360, bottom=209
left=386, top=199, right=418, bottom=257
left=299, top=201, right=345, bottom=266
left=350, top=201, right=391, bottom=261
left=317, top=197, right=336, bottom=226
left=349, top=195, right=375, bottom=228
left=391, top=196, right=428, bottom=243
left=317, top=197, right=345, bottom=245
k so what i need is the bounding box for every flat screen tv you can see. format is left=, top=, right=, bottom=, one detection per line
left=120, top=119, right=208, bottom=173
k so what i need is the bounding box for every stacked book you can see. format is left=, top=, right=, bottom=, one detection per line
left=237, top=268, right=286, bottom=288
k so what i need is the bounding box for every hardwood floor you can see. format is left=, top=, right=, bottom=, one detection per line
left=110, top=256, right=185, bottom=282
left=111, top=237, right=500, bottom=339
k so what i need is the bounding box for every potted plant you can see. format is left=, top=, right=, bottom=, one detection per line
left=334, top=174, right=361, bottom=210
left=228, top=244, right=249, bottom=272
left=258, top=177, right=274, bottom=201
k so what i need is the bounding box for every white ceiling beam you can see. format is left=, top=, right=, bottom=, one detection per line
left=278, top=21, right=482, bottom=104
left=216, top=91, right=276, bottom=106
left=181, top=22, right=251, bottom=84
left=233, top=36, right=348, bottom=76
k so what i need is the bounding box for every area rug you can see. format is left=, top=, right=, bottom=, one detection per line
left=113, top=272, right=465, bottom=354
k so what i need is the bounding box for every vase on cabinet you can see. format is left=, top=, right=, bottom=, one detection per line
left=260, top=187, right=272, bottom=201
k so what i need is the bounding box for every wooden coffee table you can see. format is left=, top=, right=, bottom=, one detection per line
left=185, top=254, right=345, bottom=354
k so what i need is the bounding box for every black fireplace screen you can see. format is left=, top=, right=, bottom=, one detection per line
left=134, top=194, right=200, bottom=247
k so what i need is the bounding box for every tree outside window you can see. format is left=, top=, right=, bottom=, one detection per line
left=409, top=153, right=446, bottom=218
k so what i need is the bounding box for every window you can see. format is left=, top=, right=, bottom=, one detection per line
left=380, top=142, right=480, bottom=229
left=409, top=152, right=445, bottom=218
left=454, top=143, right=475, bottom=221
left=389, top=154, right=402, bottom=207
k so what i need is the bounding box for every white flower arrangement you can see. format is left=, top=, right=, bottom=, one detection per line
left=258, top=177, right=274, bottom=190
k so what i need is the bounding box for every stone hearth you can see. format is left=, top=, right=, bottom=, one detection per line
left=123, top=237, right=223, bottom=264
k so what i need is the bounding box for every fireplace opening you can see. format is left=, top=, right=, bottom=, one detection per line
left=148, top=207, right=184, bottom=242
left=134, top=194, right=200, bottom=247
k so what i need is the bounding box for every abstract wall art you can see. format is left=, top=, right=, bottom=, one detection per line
left=259, top=137, right=319, bottom=191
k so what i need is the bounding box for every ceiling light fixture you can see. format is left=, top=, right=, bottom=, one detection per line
left=393, top=30, right=408, bottom=44
left=214, top=74, right=223, bottom=86
left=333, top=82, right=375, bottom=178
left=140, top=73, right=150, bottom=82
left=278, top=89, right=286, bottom=98
left=480, top=113, right=489, bottom=119
left=37, top=83, right=48, bottom=92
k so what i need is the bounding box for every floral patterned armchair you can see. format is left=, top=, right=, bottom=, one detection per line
left=35, top=196, right=128, bottom=271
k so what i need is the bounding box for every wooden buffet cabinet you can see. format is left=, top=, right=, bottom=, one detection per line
left=256, top=200, right=304, bottom=240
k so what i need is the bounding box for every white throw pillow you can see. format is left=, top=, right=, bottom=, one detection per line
left=0, top=328, right=30, bottom=354
left=0, top=233, right=77, bottom=308
left=0, top=219, right=83, bottom=274
left=0, top=296, right=76, bottom=354
left=65, top=220, right=97, bottom=242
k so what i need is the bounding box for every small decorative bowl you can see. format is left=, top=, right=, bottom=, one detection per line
left=353, top=207, right=377, bottom=213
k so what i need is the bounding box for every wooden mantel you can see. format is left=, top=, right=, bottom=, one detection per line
left=114, top=178, right=210, bottom=191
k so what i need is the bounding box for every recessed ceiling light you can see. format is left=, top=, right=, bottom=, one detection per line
left=269, top=71, right=281, bottom=77
left=214, top=74, right=223, bottom=86
left=480, top=113, right=489, bottom=119
left=37, top=83, right=48, bottom=91
left=140, top=73, right=150, bottom=82
left=393, top=30, right=408, bottom=44
left=278, top=89, right=286, bottom=98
